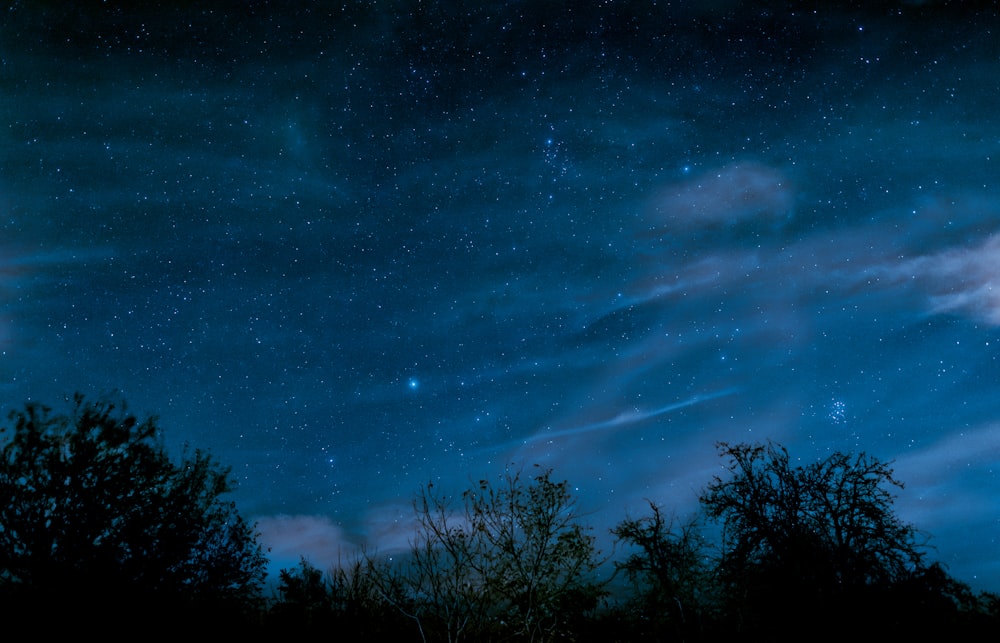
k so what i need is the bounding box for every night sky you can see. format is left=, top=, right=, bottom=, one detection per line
left=4, top=1, right=1000, bottom=591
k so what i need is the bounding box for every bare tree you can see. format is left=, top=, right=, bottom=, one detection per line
left=372, top=479, right=494, bottom=643
left=368, top=466, right=603, bottom=643
left=700, top=441, right=928, bottom=637
left=612, top=501, right=711, bottom=639
left=702, top=441, right=925, bottom=589
left=465, top=466, right=604, bottom=642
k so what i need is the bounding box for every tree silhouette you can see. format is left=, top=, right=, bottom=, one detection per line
left=700, top=441, right=927, bottom=637
left=467, top=466, right=604, bottom=642
left=272, top=557, right=333, bottom=625
left=612, top=501, right=712, bottom=640
left=268, top=556, right=407, bottom=636
left=0, top=394, right=267, bottom=622
left=368, top=466, right=604, bottom=643
left=263, top=445, right=999, bottom=640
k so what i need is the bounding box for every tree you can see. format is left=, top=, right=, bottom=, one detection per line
left=267, top=557, right=410, bottom=636
left=372, top=481, right=494, bottom=643
left=612, top=502, right=712, bottom=640
left=0, top=394, right=267, bottom=620
left=467, top=466, right=605, bottom=642
left=368, top=466, right=604, bottom=643
left=271, top=557, right=333, bottom=625
left=700, top=441, right=927, bottom=636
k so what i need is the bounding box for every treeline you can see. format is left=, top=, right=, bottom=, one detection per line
left=265, top=448, right=999, bottom=641
left=0, top=395, right=997, bottom=640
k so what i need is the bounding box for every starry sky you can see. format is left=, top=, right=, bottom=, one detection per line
left=3, top=1, right=1000, bottom=590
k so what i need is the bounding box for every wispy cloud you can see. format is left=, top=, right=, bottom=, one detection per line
left=901, top=233, right=1000, bottom=325
left=361, top=502, right=422, bottom=556
left=892, top=424, right=1000, bottom=527
left=508, top=388, right=739, bottom=451
left=647, top=162, right=795, bottom=228
left=0, top=247, right=115, bottom=269
left=893, top=424, right=1000, bottom=488
left=255, top=513, right=359, bottom=571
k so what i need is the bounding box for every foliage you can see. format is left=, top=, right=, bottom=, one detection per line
left=0, top=394, right=267, bottom=615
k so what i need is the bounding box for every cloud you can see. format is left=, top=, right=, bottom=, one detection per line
left=497, top=388, right=739, bottom=454
left=360, top=502, right=423, bottom=556
left=891, top=424, right=1000, bottom=526
left=893, top=424, right=1000, bottom=488
left=254, top=500, right=457, bottom=579
left=255, top=513, right=359, bottom=571
left=901, top=233, right=1000, bottom=325
left=647, top=162, right=795, bottom=228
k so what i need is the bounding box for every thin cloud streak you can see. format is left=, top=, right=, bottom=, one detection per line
left=487, top=388, right=741, bottom=458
